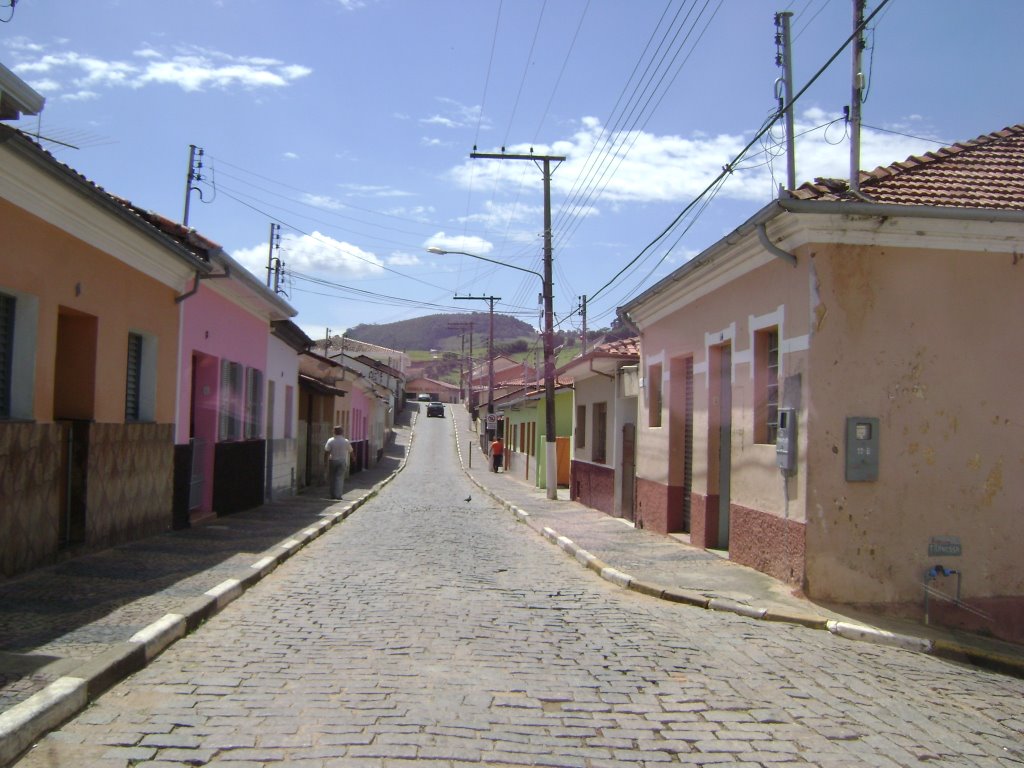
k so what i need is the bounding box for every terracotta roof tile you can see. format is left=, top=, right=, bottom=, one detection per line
left=790, top=124, right=1024, bottom=210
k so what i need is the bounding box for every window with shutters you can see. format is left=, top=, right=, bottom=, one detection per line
left=648, top=363, right=663, bottom=428
left=284, top=385, right=294, bottom=438
left=244, top=367, right=263, bottom=439
left=219, top=360, right=243, bottom=441
left=575, top=404, right=586, bottom=449
left=0, top=293, right=14, bottom=420
left=125, top=332, right=143, bottom=421
left=592, top=401, right=607, bottom=464
left=755, top=327, right=780, bottom=444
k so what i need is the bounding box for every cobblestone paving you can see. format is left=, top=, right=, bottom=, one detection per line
left=15, top=415, right=1024, bottom=767
left=0, top=464, right=397, bottom=712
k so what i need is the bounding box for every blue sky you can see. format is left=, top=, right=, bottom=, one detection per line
left=4, top=0, right=1022, bottom=343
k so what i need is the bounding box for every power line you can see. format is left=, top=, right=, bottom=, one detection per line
left=584, top=0, right=893, bottom=308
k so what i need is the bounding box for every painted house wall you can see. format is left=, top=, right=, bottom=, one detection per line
left=1, top=198, right=181, bottom=424
left=175, top=282, right=270, bottom=444
left=635, top=247, right=811, bottom=579
left=265, top=333, right=299, bottom=499
left=536, top=389, right=574, bottom=490
left=570, top=371, right=638, bottom=518
left=0, top=184, right=185, bottom=576
left=503, top=399, right=540, bottom=481
left=805, top=241, right=1024, bottom=628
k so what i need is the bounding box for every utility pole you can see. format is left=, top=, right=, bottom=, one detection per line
left=448, top=321, right=474, bottom=403
left=455, top=295, right=499, bottom=448
left=579, top=295, right=588, bottom=355
left=265, top=222, right=282, bottom=289
left=850, top=0, right=867, bottom=196
left=182, top=144, right=204, bottom=228
left=775, top=11, right=797, bottom=191
left=471, top=150, right=564, bottom=500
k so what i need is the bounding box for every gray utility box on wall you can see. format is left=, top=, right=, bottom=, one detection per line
left=845, top=416, right=879, bottom=482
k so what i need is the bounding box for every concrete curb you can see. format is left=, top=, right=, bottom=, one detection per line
left=448, top=413, right=1024, bottom=674
left=0, top=424, right=415, bottom=768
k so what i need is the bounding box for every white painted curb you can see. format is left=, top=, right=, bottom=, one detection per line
left=0, top=677, right=87, bottom=766
left=129, top=613, right=186, bottom=661
left=827, top=620, right=934, bottom=652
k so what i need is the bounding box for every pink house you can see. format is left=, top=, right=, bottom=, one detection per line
left=121, top=206, right=295, bottom=524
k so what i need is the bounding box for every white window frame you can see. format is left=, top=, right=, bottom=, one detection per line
left=0, top=287, right=38, bottom=421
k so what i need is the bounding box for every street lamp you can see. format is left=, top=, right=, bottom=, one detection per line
left=428, top=245, right=557, bottom=500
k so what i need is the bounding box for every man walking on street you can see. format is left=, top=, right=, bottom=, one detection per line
left=324, top=426, right=353, bottom=499
left=489, top=436, right=504, bottom=473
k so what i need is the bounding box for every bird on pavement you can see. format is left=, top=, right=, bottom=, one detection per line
left=464, top=495, right=472, bottom=502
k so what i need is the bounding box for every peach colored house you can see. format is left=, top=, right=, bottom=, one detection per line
left=619, top=125, right=1024, bottom=643
left=0, top=124, right=208, bottom=576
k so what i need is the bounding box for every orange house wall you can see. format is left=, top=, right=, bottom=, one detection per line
left=0, top=199, right=181, bottom=424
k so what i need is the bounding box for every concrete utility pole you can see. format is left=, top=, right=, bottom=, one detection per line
left=455, top=295, right=499, bottom=447
left=265, top=222, right=282, bottom=289
left=182, top=144, right=204, bottom=228
left=579, top=295, right=588, bottom=356
left=471, top=151, right=564, bottom=500
left=850, top=0, right=867, bottom=195
left=775, top=11, right=797, bottom=191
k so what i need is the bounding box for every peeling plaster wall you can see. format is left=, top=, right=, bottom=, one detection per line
left=805, top=242, right=1024, bottom=608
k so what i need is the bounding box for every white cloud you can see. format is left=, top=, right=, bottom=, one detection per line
left=421, top=115, right=458, bottom=128
left=232, top=232, right=385, bottom=279
left=421, top=137, right=444, bottom=147
left=387, top=252, right=422, bottom=267
left=458, top=200, right=542, bottom=229
left=9, top=44, right=311, bottom=97
left=335, top=183, right=414, bottom=198
left=424, top=233, right=494, bottom=256
left=62, top=90, right=99, bottom=102
left=451, top=111, right=947, bottom=207
left=283, top=151, right=299, bottom=160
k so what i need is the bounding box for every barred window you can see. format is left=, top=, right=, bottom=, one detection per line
left=125, top=332, right=143, bottom=421
left=755, top=328, right=780, bottom=444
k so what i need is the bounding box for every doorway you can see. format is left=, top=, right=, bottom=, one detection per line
left=708, top=343, right=732, bottom=549
left=54, top=308, right=97, bottom=547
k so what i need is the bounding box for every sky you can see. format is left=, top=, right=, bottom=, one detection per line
left=4, top=0, right=1022, bottom=346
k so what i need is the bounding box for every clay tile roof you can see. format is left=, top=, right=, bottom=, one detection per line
left=591, top=336, right=640, bottom=358
left=789, top=124, right=1024, bottom=210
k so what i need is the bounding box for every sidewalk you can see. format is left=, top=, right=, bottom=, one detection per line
left=450, top=404, right=1024, bottom=679
left=0, top=416, right=412, bottom=766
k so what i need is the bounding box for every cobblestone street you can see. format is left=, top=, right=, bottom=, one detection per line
left=14, top=414, right=1024, bottom=767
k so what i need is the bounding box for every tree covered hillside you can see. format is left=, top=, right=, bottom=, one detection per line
left=346, top=312, right=536, bottom=351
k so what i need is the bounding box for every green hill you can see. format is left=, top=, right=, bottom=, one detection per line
left=346, top=312, right=536, bottom=352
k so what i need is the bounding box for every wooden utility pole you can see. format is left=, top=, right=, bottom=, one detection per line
left=471, top=151, right=564, bottom=500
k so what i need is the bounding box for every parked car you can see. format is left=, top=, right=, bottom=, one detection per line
left=416, top=393, right=431, bottom=402
left=426, top=401, right=445, bottom=417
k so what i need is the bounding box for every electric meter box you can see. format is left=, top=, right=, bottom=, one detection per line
left=776, top=407, right=797, bottom=473
left=845, top=416, right=879, bottom=482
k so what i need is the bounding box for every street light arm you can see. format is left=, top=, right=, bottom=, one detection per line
left=427, top=246, right=543, bottom=282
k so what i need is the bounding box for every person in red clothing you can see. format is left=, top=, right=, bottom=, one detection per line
left=489, top=436, right=504, bottom=473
